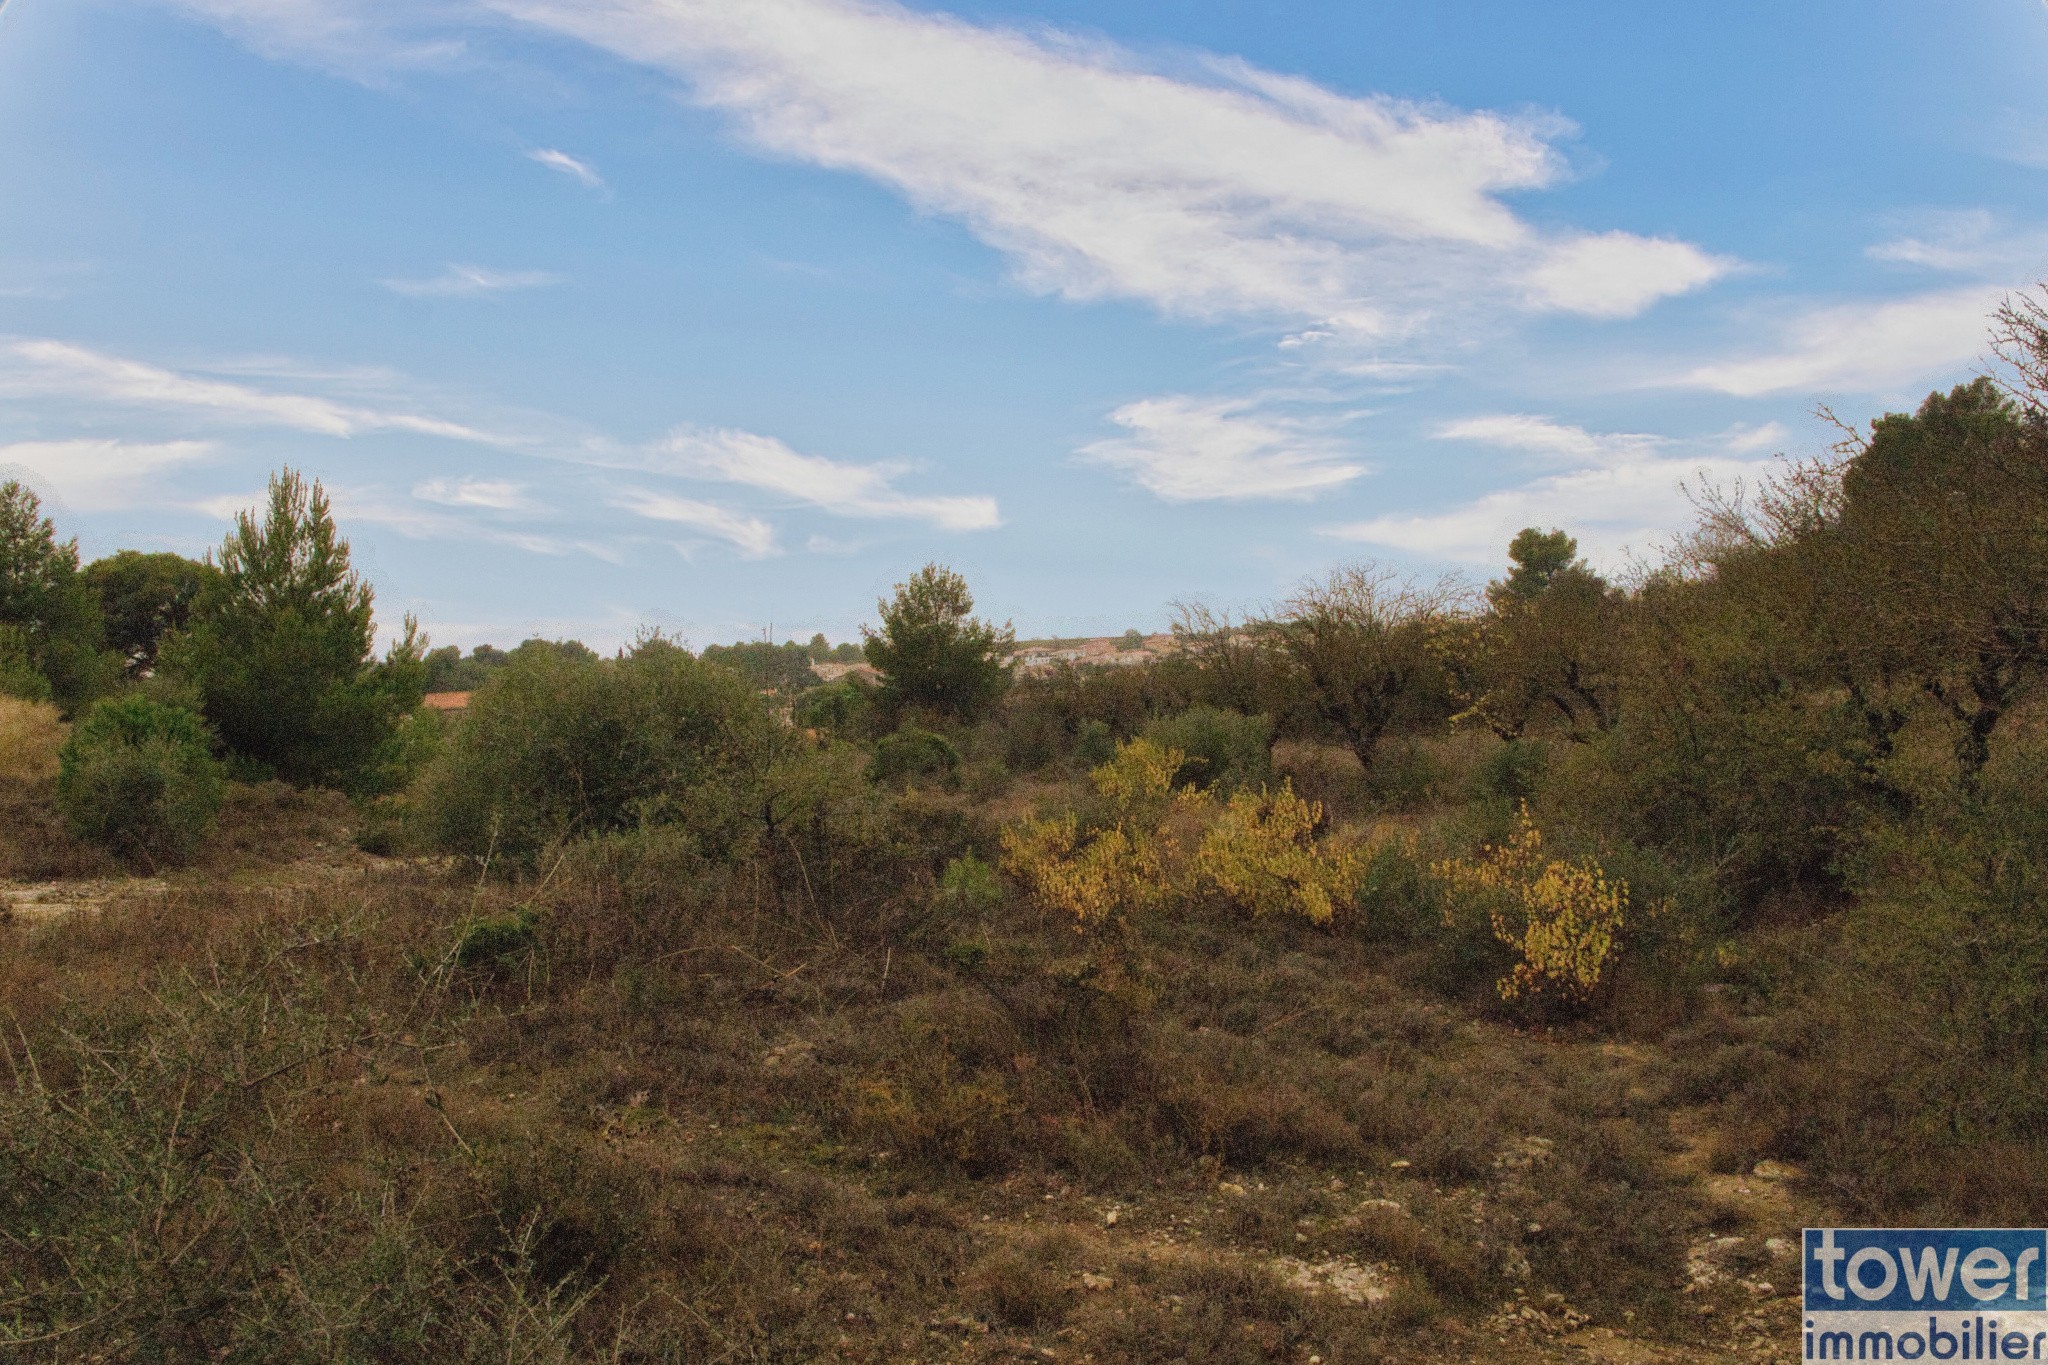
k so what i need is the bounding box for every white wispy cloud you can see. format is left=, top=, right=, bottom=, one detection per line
left=0, top=438, right=217, bottom=511
left=1523, top=232, right=1733, bottom=319
left=3, top=335, right=996, bottom=546
left=1, top=338, right=498, bottom=441
left=1434, top=413, right=1663, bottom=467
left=481, top=0, right=1728, bottom=331
left=528, top=147, right=605, bottom=190
left=1669, top=286, right=2001, bottom=397
left=381, top=263, right=562, bottom=298
left=1327, top=422, right=1784, bottom=566
left=616, top=489, right=778, bottom=558
left=1720, top=421, right=1790, bottom=454
left=192, top=482, right=615, bottom=561
left=413, top=476, right=532, bottom=510
left=1864, top=209, right=2048, bottom=275
left=153, top=0, right=468, bottom=73
left=1080, top=395, right=1366, bottom=501
left=653, top=426, right=1000, bottom=531
left=330, top=485, right=580, bottom=556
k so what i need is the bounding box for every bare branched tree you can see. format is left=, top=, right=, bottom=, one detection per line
left=1990, top=285, right=2048, bottom=420
left=1261, top=564, right=1469, bottom=770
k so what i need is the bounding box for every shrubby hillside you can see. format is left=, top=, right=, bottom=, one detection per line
left=5, top=297, right=2048, bottom=1360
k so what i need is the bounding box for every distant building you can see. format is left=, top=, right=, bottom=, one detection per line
left=422, top=691, right=472, bottom=714
left=1008, top=636, right=1181, bottom=676
left=811, top=661, right=881, bottom=685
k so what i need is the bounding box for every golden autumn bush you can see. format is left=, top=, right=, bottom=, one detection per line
left=1433, top=803, right=1633, bottom=1005
left=1192, top=782, right=1364, bottom=925
left=1003, top=739, right=1366, bottom=929
left=1000, top=738, right=1193, bottom=928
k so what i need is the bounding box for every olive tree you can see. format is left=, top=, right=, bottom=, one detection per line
left=1455, top=530, right=1622, bottom=743
left=1262, top=564, right=1465, bottom=770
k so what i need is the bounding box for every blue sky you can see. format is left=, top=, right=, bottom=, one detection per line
left=3, top=0, right=2046, bottom=650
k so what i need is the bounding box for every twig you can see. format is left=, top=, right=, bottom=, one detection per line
left=1257, top=1001, right=1332, bottom=1035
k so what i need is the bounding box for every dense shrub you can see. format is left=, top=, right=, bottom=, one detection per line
left=1074, top=718, right=1116, bottom=765
left=412, top=637, right=774, bottom=864
left=1746, top=748, right=2048, bottom=1220
left=996, top=701, right=1068, bottom=772
left=1473, top=735, right=1548, bottom=804
left=1433, top=805, right=1634, bottom=1010
left=1141, top=704, right=1272, bottom=792
left=937, top=852, right=1004, bottom=914
left=868, top=726, right=958, bottom=785
left=455, top=906, right=542, bottom=972
left=1544, top=689, right=1877, bottom=913
left=792, top=676, right=874, bottom=738
left=56, top=694, right=224, bottom=866
left=1192, top=782, right=1363, bottom=923
left=0, top=625, right=52, bottom=703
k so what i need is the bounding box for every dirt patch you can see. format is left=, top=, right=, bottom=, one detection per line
left=0, top=878, right=161, bottom=927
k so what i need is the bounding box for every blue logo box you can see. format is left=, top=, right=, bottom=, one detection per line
left=1806, top=1230, right=2048, bottom=1313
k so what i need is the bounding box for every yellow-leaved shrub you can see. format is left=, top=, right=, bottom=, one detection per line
left=1192, top=783, right=1364, bottom=925
left=1000, top=738, right=1196, bottom=928
left=1433, top=803, right=1630, bottom=1004
left=1002, top=739, right=1366, bottom=930
left=999, top=815, right=1168, bottom=927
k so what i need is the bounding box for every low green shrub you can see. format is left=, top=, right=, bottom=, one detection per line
left=56, top=694, right=224, bottom=867
left=793, top=677, right=874, bottom=738
left=1074, top=718, right=1116, bottom=766
left=937, top=852, right=1004, bottom=914
left=411, top=637, right=773, bottom=865
left=455, top=907, right=541, bottom=972
left=1750, top=750, right=2048, bottom=1221
left=999, top=705, right=1068, bottom=772
left=1141, top=705, right=1272, bottom=792
left=868, top=726, right=958, bottom=784
left=0, top=625, right=52, bottom=704
left=1473, top=736, right=1548, bottom=803
left=961, top=758, right=1011, bottom=800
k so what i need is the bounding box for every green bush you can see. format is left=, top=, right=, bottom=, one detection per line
left=455, top=907, right=541, bottom=972
left=56, top=694, right=224, bottom=867
left=1141, top=705, right=1273, bottom=792
left=1756, top=751, right=2048, bottom=1219
left=793, top=677, right=874, bottom=738
left=0, top=626, right=53, bottom=704
left=868, top=726, right=958, bottom=784
left=411, top=637, right=773, bottom=865
left=998, top=705, right=1067, bottom=773
left=1473, top=736, right=1548, bottom=804
left=1074, top=718, right=1116, bottom=766
left=937, top=852, right=1004, bottom=914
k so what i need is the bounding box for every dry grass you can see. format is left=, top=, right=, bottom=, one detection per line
left=0, top=788, right=1718, bottom=1362
left=0, top=697, right=113, bottom=880
left=0, top=697, right=63, bottom=785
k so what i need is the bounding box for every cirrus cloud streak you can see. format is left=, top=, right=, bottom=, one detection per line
left=487, top=0, right=1730, bottom=331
